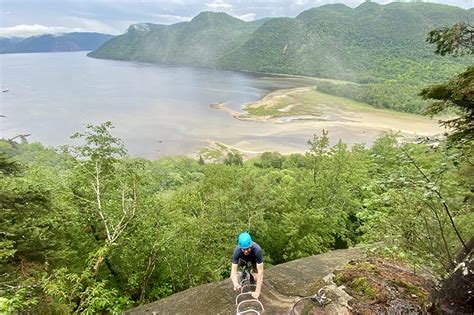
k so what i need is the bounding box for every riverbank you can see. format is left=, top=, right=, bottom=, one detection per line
left=205, top=86, right=444, bottom=158
left=212, top=86, right=442, bottom=129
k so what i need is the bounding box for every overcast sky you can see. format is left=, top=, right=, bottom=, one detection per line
left=1, top=0, right=473, bottom=37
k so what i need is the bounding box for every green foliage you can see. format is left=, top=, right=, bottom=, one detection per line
left=43, top=267, right=132, bottom=313
left=2, top=123, right=472, bottom=312
left=0, top=142, right=58, bottom=313
left=0, top=288, right=38, bottom=313
left=282, top=153, right=307, bottom=168
left=357, top=135, right=472, bottom=272
left=427, top=22, right=474, bottom=56
left=420, top=66, right=473, bottom=144
left=198, top=155, right=205, bottom=165
left=316, top=80, right=432, bottom=113
left=70, top=121, right=126, bottom=162
left=223, top=151, right=243, bottom=166
left=0, top=152, right=21, bottom=176
left=254, top=152, right=285, bottom=169
left=350, top=277, right=377, bottom=300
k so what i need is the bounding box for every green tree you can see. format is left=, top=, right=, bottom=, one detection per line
left=421, top=23, right=474, bottom=144
left=421, top=66, right=473, bottom=143
left=254, top=151, right=285, bottom=169
left=0, top=144, right=51, bottom=312
left=223, top=151, right=243, bottom=166
left=358, top=135, right=472, bottom=272
left=44, top=122, right=139, bottom=312
left=198, top=155, right=205, bottom=165
left=427, top=23, right=474, bottom=57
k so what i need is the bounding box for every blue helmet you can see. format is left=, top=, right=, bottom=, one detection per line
left=238, top=232, right=253, bottom=249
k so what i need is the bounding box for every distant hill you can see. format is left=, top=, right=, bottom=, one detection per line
left=220, top=2, right=472, bottom=82
left=0, top=37, right=23, bottom=51
left=89, top=13, right=263, bottom=67
left=90, top=3, right=472, bottom=82
left=0, top=32, right=113, bottom=54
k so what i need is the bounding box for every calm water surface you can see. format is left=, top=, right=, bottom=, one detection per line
left=1, top=52, right=317, bottom=157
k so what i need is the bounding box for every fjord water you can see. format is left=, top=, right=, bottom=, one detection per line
left=1, top=52, right=315, bottom=157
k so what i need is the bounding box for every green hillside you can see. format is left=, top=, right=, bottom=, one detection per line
left=89, top=3, right=473, bottom=113
left=222, top=2, right=471, bottom=81
left=89, top=12, right=260, bottom=67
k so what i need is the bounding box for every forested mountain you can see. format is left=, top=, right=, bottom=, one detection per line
left=89, top=13, right=262, bottom=66
left=89, top=3, right=472, bottom=113
left=0, top=32, right=113, bottom=54
left=221, top=2, right=471, bottom=81
left=0, top=37, right=23, bottom=51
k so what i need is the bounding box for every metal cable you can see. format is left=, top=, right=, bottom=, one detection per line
left=289, top=288, right=329, bottom=315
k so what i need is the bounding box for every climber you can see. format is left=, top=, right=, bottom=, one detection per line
left=230, top=232, right=264, bottom=299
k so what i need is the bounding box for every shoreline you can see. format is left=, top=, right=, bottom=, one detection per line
left=207, top=86, right=445, bottom=156
left=89, top=53, right=358, bottom=86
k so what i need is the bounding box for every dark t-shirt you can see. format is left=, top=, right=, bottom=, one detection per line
left=232, top=242, right=263, bottom=265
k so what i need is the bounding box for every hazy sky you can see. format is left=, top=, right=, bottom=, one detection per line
left=1, top=0, right=473, bottom=37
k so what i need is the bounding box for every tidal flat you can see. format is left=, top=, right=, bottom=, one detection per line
left=208, top=86, right=443, bottom=156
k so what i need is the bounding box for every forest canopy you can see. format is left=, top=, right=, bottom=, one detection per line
left=0, top=124, right=472, bottom=312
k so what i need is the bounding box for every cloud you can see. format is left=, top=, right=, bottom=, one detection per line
left=0, top=24, right=85, bottom=37
left=150, top=14, right=192, bottom=24
left=235, top=13, right=256, bottom=21
left=205, top=0, right=233, bottom=9
left=293, top=0, right=310, bottom=5
left=64, top=17, right=122, bottom=34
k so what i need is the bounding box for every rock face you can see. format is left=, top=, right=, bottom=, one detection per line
left=334, top=257, right=436, bottom=314
left=433, top=250, right=474, bottom=314
left=125, top=247, right=364, bottom=314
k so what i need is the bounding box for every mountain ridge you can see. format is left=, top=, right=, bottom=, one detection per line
left=90, top=11, right=260, bottom=66
left=0, top=32, right=113, bottom=54
left=88, top=3, right=472, bottom=113
left=89, top=3, right=472, bottom=82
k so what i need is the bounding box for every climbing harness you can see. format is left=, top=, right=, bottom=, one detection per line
left=289, top=288, right=330, bottom=315
left=235, top=264, right=264, bottom=315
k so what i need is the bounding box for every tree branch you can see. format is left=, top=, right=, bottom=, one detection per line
left=93, top=161, right=111, bottom=242
left=402, top=149, right=467, bottom=253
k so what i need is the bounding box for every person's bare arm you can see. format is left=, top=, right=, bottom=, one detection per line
left=251, top=262, right=264, bottom=299
left=230, top=263, right=241, bottom=290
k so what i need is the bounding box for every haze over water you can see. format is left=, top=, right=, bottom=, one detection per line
left=1, top=52, right=319, bottom=157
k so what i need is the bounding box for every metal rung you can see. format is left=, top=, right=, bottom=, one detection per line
left=240, top=284, right=256, bottom=293
left=236, top=299, right=264, bottom=315
left=240, top=278, right=252, bottom=286
left=235, top=292, right=253, bottom=305
left=237, top=310, right=260, bottom=315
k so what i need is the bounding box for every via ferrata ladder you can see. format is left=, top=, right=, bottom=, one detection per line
left=235, top=265, right=264, bottom=315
